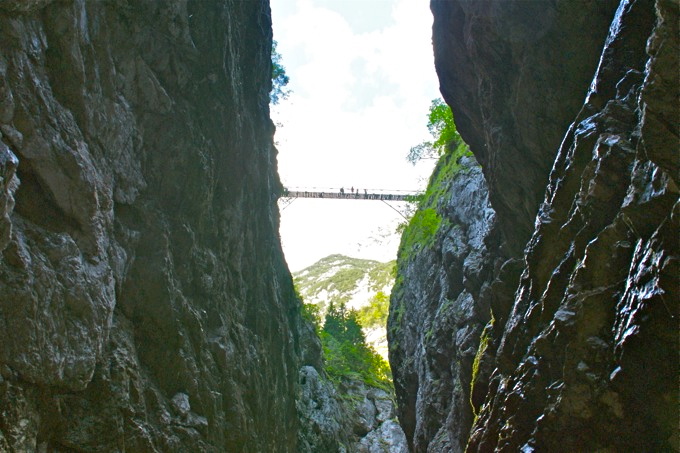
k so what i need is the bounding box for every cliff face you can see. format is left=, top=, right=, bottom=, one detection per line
left=388, top=154, right=497, bottom=452
left=390, top=0, right=678, bottom=451
left=297, top=365, right=407, bottom=453
left=0, top=1, right=303, bottom=450
left=431, top=0, right=619, bottom=256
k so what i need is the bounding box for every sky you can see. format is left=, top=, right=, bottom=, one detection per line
left=271, top=0, right=440, bottom=271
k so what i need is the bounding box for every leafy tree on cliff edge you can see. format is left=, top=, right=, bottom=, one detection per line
left=407, top=98, right=461, bottom=164
left=270, top=40, right=290, bottom=105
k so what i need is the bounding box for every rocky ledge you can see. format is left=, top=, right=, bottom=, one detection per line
left=297, top=365, right=407, bottom=453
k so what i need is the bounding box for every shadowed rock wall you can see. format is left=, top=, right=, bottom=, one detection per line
left=431, top=0, right=619, bottom=256
left=390, top=0, right=678, bottom=451
left=0, top=1, right=304, bottom=450
left=467, top=1, right=678, bottom=450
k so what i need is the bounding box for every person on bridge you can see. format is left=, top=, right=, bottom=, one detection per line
left=351, top=187, right=354, bottom=194
left=340, top=187, right=345, bottom=195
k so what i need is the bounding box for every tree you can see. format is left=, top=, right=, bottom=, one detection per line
left=407, top=98, right=461, bottom=164
left=358, top=291, right=390, bottom=328
left=270, top=40, right=290, bottom=105
left=342, top=310, right=366, bottom=346
left=320, top=302, right=391, bottom=386
left=323, top=302, right=345, bottom=339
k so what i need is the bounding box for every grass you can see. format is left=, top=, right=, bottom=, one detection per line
left=397, top=141, right=474, bottom=262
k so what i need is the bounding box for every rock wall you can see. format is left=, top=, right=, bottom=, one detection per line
left=0, top=1, right=305, bottom=451
left=465, top=1, right=679, bottom=450
left=388, top=154, right=498, bottom=452
left=297, top=365, right=407, bottom=453
left=431, top=0, right=619, bottom=256
left=390, top=0, right=678, bottom=451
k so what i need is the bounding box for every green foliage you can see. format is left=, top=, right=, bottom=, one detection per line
left=293, top=257, right=395, bottom=389
left=407, top=98, right=462, bottom=164
left=428, top=98, right=460, bottom=153
left=358, top=291, right=389, bottom=328
left=397, top=139, right=474, bottom=261
left=398, top=208, right=441, bottom=258
left=301, top=302, right=322, bottom=331
left=398, top=98, right=474, bottom=253
left=321, top=302, right=392, bottom=388
left=270, top=40, right=290, bottom=105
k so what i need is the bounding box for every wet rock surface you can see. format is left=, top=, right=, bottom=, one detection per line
left=431, top=0, right=619, bottom=256
left=467, top=1, right=679, bottom=450
left=390, top=0, right=678, bottom=451
left=0, top=1, right=305, bottom=450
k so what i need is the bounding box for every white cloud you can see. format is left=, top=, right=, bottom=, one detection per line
left=271, top=0, right=440, bottom=270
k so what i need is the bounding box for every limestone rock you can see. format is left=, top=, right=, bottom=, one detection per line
left=390, top=0, right=678, bottom=451
left=0, top=1, right=305, bottom=450
left=296, top=366, right=407, bottom=453
left=389, top=155, right=497, bottom=452
left=431, top=0, right=619, bottom=255
left=466, top=2, right=679, bottom=450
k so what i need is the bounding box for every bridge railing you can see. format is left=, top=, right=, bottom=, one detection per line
left=281, top=188, right=422, bottom=201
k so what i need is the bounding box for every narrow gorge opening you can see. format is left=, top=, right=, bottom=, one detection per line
left=0, top=0, right=676, bottom=451
left=270, top=1, right=464, bottom=451
left=272, top=0, right=679, bottom=452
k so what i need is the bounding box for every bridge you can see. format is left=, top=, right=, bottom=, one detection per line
left=279, top=188, right=422, bottom=218
left=281, top=189, right=420, bottom=201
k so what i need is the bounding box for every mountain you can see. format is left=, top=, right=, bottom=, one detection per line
left=294, top=254, right=395, bottom=359
left=293, top=254, right=407, bottom=452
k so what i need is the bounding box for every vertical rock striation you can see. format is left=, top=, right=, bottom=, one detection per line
left=431, top=0, right=619, bottom=256
left=390, top=0, right=678, bottom=451
left=466, top=1, right=679, bottom=450
left=0, top=1, right=304, bottom=450
left=389, top=154, right=498, bottom=452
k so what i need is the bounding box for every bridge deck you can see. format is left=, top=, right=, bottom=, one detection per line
left=282, top=191, right=418, bottom=201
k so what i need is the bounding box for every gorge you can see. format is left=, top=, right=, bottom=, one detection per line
left=0, top=0, right=677, bottom=452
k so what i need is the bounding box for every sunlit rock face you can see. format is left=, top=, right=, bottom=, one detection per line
left=296, top=365, right=408, bottom=453
left=388, top=155, right=499, bottom=452
left=0, top=1, right=305, bottom=450
left=389, top=0, right=678, bottom=451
